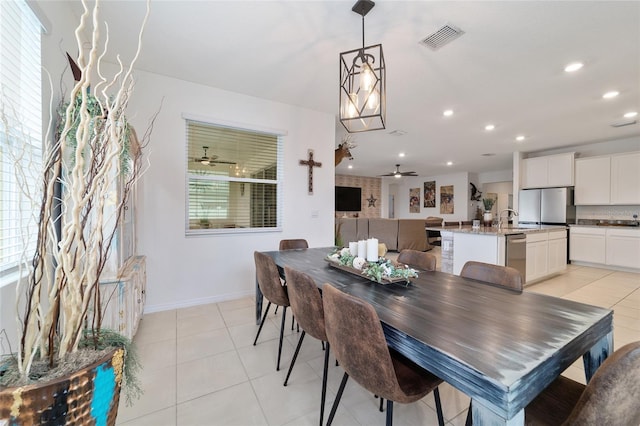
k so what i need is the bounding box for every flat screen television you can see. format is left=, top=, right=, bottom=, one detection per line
left=335, top=186, right=362, bottom=211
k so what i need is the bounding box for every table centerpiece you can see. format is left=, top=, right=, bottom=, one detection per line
left=326, top=248, right=418, bottom=284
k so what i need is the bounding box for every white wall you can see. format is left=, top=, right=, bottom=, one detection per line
left=125, top=70, right=335, bottom=312
left=385, top=172, right=472, bottom=221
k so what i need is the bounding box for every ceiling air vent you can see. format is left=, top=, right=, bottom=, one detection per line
left=420, top=23, right=465, bottom=51
left=610, top=119, right=637, bottom=128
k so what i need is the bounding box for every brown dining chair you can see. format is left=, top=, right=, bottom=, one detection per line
left=322, top=283, right=445, bottom=426
left=279, top=239, right=309, bottom=250
left=525, top=341, right=640, bottom=425
left=282, top=267, right=329, bottom=426
left=276, top=239, right=308, bottom=323
left=253, top=251, right=290, bottom=371
left=397, top=249, right=437, bottom=271
left=460, top=261, right=523, bottom=292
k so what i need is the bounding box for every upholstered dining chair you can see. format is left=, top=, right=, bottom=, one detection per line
left=525, top=341, right=640, bottom=425
left=460, top=261, right=523, bottom=292
left=279, top=239, right=309, bottom=250
left=397, top=249, right=437, bottom=271
left=253, top=251, right=290, bottom=371
left=275, top=239, right=308, bottom=323
left=322, top=284, right=445, bottom=426
left=282, top=267, right=329, bottom=426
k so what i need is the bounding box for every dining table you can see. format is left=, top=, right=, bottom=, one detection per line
left=256, top=247, right=613, bottom=425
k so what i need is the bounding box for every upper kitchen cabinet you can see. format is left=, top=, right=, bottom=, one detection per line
left=611, top=152, right=640, bottom=204
left=521, top=152, right=574, bottom=189
left=575, top=152, right=640, bottom=205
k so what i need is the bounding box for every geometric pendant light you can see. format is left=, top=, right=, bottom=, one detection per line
left=339, top=0, right=386, bottom=133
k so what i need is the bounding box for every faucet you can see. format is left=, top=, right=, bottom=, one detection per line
left=498, top=208, right=519, bottom=230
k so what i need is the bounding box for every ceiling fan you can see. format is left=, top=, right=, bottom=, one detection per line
left=379, top=164, right=418, bottom=177
left=193, top=146, right=236, bottom=166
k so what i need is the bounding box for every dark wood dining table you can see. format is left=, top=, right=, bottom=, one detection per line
left=256, top=247, right=613, bottom=425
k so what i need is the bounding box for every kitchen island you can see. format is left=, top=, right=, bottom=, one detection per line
left=426, top=224, right=568, bottom=283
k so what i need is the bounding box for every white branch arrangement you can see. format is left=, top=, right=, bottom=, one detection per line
left=2, top=0, right=153, bottom=380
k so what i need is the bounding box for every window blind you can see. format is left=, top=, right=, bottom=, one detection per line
left=185, top=119, right=282, bottom=233
left=0, top=0, right=42, bottom=276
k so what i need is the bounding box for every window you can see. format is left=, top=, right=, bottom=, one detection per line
left=0, top=0, right=42, bottom=281
left=185, top=118, right=283, bottom=234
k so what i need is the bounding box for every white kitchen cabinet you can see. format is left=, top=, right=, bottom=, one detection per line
left=570, top=227, right=607, bottom=264
left=575, top=152, right=640, bottom=205
left=606, top=228, right=640, bottom=269
left=522, top=153, right=574, bottom=189
left=574, top=156, right=611, bottom=205
left=547, top=230, right=568, bottom=274
left=610, top=152, right=640, bottom=205
left=526, top=232, right=549, bottom=283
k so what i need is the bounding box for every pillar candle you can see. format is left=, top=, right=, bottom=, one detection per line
left=366, top=238, right=378, bottom=262
left=349, top=241, right=358, bottom=256
left=357, top=240, right=367, bottom=258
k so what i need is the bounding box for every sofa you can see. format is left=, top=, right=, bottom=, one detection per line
left=336, top=217, right=431, bottom=252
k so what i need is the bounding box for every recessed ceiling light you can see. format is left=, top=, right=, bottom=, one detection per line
left=481, top=153, right=495, bottom=157
left=389, top=130, right=407, bottom=136
left=624, top=111, right=638, bottom=118
left=602, top=91, right=619, bottom=99
left=446, top=161, right=453, bottom=166
left=516, top=135, right=525, bottom=142
left=399, top=152, right=405, bottom=157
left=443, top=109, right=454, bottom=117
left=348, top=164, right=353, bottom=169
left=485, top=124, right=495, bottom=131
left=564, top=62, right=583, bottom=73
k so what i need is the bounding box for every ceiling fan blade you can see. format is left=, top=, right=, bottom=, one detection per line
left=211, top=160, right=237, bottom=165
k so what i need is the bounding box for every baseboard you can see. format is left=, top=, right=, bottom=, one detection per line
left=143, top=289, right=256, bottom=314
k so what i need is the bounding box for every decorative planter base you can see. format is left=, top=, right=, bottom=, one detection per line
left=1, top=347, right=124, bottom=426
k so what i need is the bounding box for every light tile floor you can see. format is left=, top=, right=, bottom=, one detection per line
left=117, top=248, right=639, bottom=425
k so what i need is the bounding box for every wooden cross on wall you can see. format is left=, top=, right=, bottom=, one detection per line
left=299, top=149, right=322, bottom=195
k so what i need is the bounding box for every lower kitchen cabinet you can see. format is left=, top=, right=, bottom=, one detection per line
left=606, top=228, right=640, bottom=269
left=570, top=227, right=606, bottom=264
left=526, top=229, right=567, bottom=284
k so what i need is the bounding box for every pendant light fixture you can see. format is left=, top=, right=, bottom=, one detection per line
left=339, top=0, right=386, bottom=133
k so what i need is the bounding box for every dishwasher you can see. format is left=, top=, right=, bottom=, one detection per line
left=506, top=234, right=527, bottom=282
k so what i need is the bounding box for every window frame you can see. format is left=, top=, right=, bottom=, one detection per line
left=183, top=114, right=285, bottom=236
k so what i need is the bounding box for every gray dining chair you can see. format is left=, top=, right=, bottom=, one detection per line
left=397, top=249, right=437, bottom=271
left=253, top=251, right=290, bottom=371
left=322, top=283, right=445, bottom=426
left=525, top=341, right=640, bottom=425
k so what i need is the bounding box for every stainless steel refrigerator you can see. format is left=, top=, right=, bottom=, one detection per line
left=518, top=187, right=576, bottom=225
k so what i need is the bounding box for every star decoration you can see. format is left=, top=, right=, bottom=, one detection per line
left=367, top=194, right=377, bottom=207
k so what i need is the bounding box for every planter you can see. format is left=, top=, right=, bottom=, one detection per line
left=1, top=347, right=125, bottom=425
left=483, top=211, right=493, bottom=227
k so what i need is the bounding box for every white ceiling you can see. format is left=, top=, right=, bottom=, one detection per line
left=67, top=1, right=640, bottom=178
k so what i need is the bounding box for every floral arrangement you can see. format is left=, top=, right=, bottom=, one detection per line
left=482, top=197, right=496, bottom=211
left=327, top=248, right=418, bottom=283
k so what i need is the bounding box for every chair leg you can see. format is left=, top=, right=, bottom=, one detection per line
left=253, top=302, right=271, bottom=346
left=276, top=306, right=287, bottom=371
left=385, top=400, right=393, bottom=426
left=379, top=396, right=384, bottom=412
left=319, top=341, right=330, bottom=426
left=274, top=305, right=279, bottom=315
left=465, top=401, right=472, bottom=426
left=326, top=372, right=349, bottom=426
left=434, top=387, right=445, bottom=426
left=284, top=331, right=306, bottom=386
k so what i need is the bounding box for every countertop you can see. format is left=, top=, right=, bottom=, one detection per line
left=425, top=224, right=567, bottom=236
left=570, top=219, right=639, bottom=229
